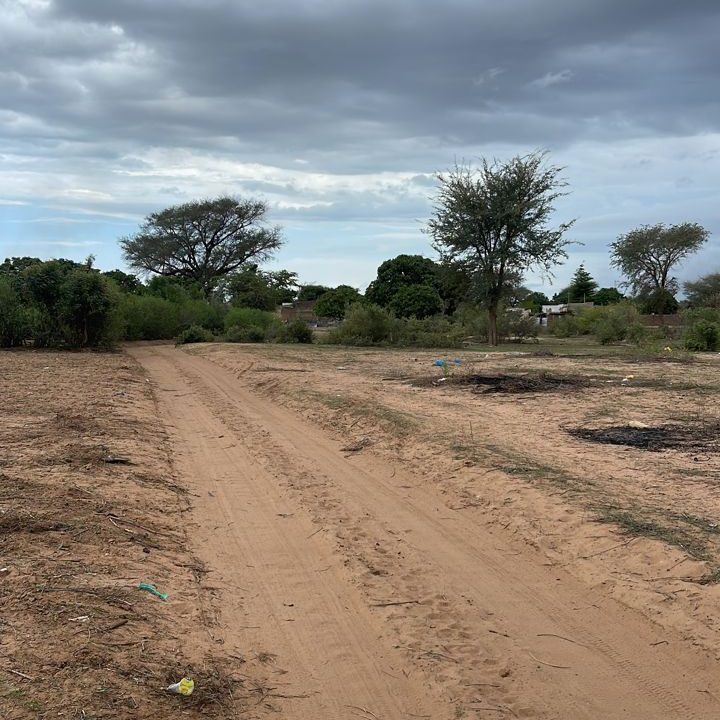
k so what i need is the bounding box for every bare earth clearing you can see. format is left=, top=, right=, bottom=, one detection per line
left=3, top=342, right=720, bottom=719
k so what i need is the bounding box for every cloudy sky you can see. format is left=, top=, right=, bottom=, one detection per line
left=2, top=0, right=718, bottom=293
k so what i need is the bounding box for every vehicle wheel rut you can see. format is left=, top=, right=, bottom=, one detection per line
left=130, top=345, right=720, bottom=720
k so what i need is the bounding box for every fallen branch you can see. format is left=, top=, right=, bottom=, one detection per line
left=8, top=669, right=34, bottom=681
left=371, top=599, right=420, bottom=608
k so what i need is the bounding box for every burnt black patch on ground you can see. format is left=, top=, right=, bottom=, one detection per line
left=412, top=372, right=590, bottom=394
left=569, top=422, right=720, bottom=453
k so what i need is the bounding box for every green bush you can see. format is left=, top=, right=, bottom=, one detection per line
left=278, top=319, right=314, bottom=344
left=325, top=303, right=396, bottom=345
left=0, top=277, right=27, bottom=347
left=224, top=324, right=266, bottom=343
left=120, top=295, right=180, bottom=340
left=177, top=299, right=225, bottom=333
left=59, top=269, right=118, bottom=347
left=551, top=303, right=644, bottom=344
left=396, top=315, right=465, bottom=347
left=176, top=325, right=214, bottom=344
left=224, top=307, right=279, bottom=332
left=684, top=320, right=720, bottom=351
left=502, top=311, right=538, bottom=342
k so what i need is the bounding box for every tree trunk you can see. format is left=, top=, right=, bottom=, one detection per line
left=488, top=305, right=499, bottom=346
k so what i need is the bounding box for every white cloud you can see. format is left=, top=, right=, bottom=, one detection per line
left=530, top=69, right=574, bottom=88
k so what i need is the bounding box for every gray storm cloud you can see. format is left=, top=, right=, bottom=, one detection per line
left=1, top=0, right=718, bottom=288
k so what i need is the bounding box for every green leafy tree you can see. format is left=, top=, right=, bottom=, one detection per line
left=436, top=261, right=472, bottom=314
left=297, top=284, right=331, bottom=301
left=365, top=255, right=439, bottom=307
left=0, top=257, right=43, bottom=290
left=639, top=288, right=680, bottom=315
left=520, top=291, right=550, bottom=313
left=610, top=223, right=709, bottom=296
left=224, top=267, right=298, bottom=307
left=146, top=275, right=203, bottom=302
left=684, top=273, right=720, bottom=308
left=121, top=196, right=282, bottom=297
left=314, top=285, right=363, bottom=320
left=391, top=285, right=442, bottom=318
left=0, top=277, right=27, bottom=347
left=224, top=265, right=279, bottom=310
left=22, top=259, right=84, bottom=344
left=60, top=269, right=117, bottom=347
left=266, top=269, right=298, bottom=304
left=102, top=269, right=144, bottom=294
left=593, top=287, right=625, bottom=306
left=552, top=265, right=598, bottom=303
left=388, top=284, right=443, bottom=318
left=427, top=152, right=573, bottom=345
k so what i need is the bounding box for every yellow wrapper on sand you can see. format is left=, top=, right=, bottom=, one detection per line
left=167, top=677, right=194, bottom=696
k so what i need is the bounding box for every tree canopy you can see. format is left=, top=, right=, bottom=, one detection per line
left=427, top=152, right=573, bottom=345
left=593, top=287, right=625, bottom=306
left=610, top=223, right=709, bottom=296
left=553, top=264, right=598, bottom=303
left=314, top=285, right=363, bottom=320
left=121, top=196, right=282, bottom=297
left=222, top=265, right=297, bottom=310
left=365, top=255, right=440, bottom=307
left=297, top=284, right=331, bottom=301
left=388, top=284, right=443, bottom=319
left=684, top=273, right=720, bottom=308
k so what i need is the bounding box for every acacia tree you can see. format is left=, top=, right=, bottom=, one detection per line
left=610, top=223, right=709, bottom=297
left=427, top=153, right=573, bottom=345
left=684, top=272, right=720, bottom=308
left=120, top=196, right=282, bottom=297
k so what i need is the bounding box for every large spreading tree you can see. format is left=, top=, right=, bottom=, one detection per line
left=610, top=223, right=709, bottom=298
left=426, top=152, right=573, bottom=345
left=121, top=196, right=282, bottom=297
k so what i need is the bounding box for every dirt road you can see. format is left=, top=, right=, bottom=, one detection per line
left=130, top=344, right=720, bottom=719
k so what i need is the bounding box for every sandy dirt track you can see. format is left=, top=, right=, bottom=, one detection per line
left=130, top=344, right=720, bottom=719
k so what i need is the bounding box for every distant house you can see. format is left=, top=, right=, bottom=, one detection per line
left=539, top=301, right=594, bottom=327
left=279, top=300, right=319, bottom=324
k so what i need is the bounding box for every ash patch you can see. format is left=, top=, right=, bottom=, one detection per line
left=568, top=423, right=720, bottom=453
left=412, top=372, right=589, bottom=394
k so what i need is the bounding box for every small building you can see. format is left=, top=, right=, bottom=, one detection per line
left=279, top=300, right=319, bottom=324
left=539, top=301, right=594, bottom=327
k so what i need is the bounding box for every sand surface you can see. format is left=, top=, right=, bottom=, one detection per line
left=126, top=342, right=720, bottom=719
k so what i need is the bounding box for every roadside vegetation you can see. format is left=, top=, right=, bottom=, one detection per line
left=1, top=154, right=717, bottom=352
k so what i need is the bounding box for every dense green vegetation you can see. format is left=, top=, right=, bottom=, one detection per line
left=1, top=177, right=716, bottom=352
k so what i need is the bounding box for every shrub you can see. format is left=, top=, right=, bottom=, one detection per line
left=176, top=324, right=214, bottom=344
left=120, top=295, right=180, bottom=340
left=224, top=307, right=279, bottom=332
left=177, top=299, right=225, bottom=333
left=224, top=324, right=266, bottom=343
left=0, top=277, right=27, bottom=347
left=59, top=269, right=118, bottom=347
left=684, top=320, right=720, bottom=351
left=502, top=311, right=538, bottom=342
left=396, top=315, right=465, bottom=347
left=325, top=303, right=396, bottom=345
left=277, top=319, right=314, bottom=343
